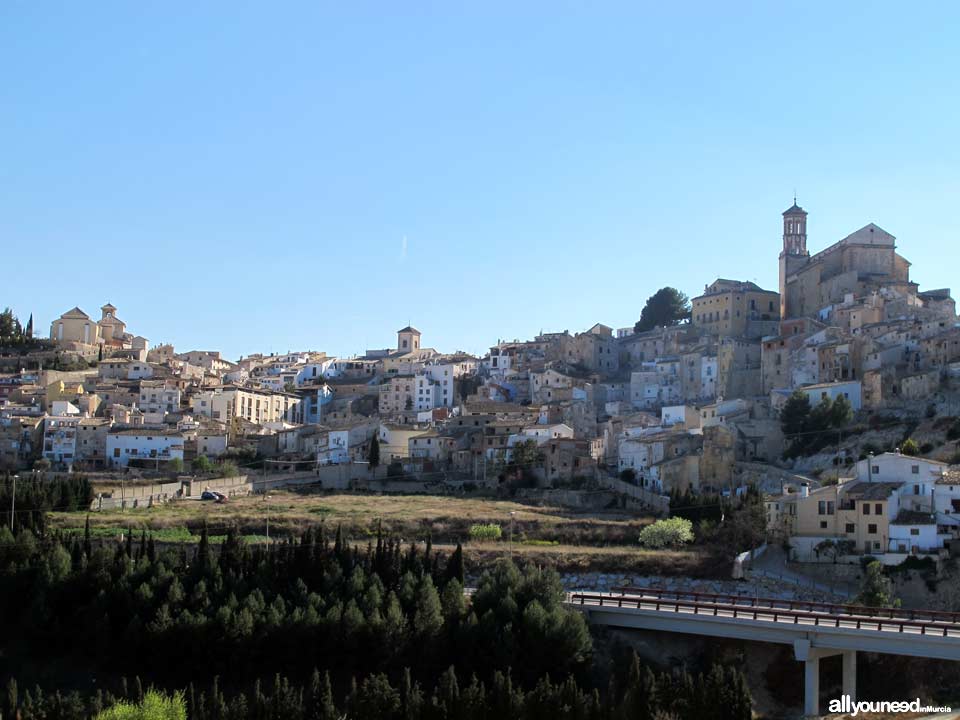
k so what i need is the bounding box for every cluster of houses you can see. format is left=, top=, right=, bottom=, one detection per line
left=766, top=451, right=960, bottom=564
left=1, top=202, right=960, bottom=560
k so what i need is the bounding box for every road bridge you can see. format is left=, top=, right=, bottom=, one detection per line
left=568, top=586, right=960, bottom=717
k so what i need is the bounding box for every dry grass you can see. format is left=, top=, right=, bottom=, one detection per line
left=52, top=491, right=722, bottom=577
left=54, top=490, right=649, bottom=541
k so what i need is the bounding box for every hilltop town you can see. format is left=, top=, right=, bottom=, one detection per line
left=2, top=201, right=960, bottom=579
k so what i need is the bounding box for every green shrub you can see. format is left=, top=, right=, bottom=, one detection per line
left=95, top=690, right=186, bottom=720
left=638, top=517, right=694, bottom=549
left=469, top=523, right=503, bottom=542
left=217, top=460, right=240, bottom=478
left=901, top=438, right=920, bottom=456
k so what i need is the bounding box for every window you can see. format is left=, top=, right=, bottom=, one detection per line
left=875, top=503, right=882, bottom=514
left=845, top=523, right=855, bottom=533
left=912, top=465, right=919, bottom=474
left=863, top=504, right=870, bottom=515
left=910, top=528, right=919, bottom=536
left=827, top=501, right=835, bottom=515
left=868, top=524, right=877, bottom=534
left=820, top=521, right=828, bottom=529
left=872, top=465, right=879, bottom=474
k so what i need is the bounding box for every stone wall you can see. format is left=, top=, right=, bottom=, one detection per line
left=556, top=572, right=843, bottom=603
left=517, top=488, right=620, bottom=511
left=596, top=475, right=669, bottom=514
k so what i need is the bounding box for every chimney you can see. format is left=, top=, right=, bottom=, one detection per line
left=800, top=482, right=810, bottom=498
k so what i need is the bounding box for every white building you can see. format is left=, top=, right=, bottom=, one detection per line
left=295, top=358, right=337, bottom=387
left=421, top=362, right=466, bottom=408
left=699, top=398, right=750, bottom=428
left=414, top=374, right=441, bottom=411
left=796, top=380, right=862, bottom=411
left=107, top=429, right=185, bottom=468
left=196, top=430, right=229, bottom=458
left=661, top=405, right=700, bottom=429
left=700, top=356, right=718, bottom=400
left=42, top=416, right=80, bottom=465
left=190, top=386, right=302, bottom=425
left=138, top=381, right=181, bottom=414
left=518, top=423, right=574, bottom=445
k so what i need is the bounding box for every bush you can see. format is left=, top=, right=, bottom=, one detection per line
left=191, top=456, right=213, bottom=473
left=948, top=419, right=960, bottom=441
left=217, top=460, right=240, bottom=478
left=901, top=438, right=920, bottom=457
left=638, top=517, right=694, bottom=549
left=95, top=690, right=186, bottom=720
left=920, top=442, right=935, bottom=454
left=469, top=523, right=503, bottom=542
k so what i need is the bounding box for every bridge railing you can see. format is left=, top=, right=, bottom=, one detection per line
left=609, top=585, right=960, bottom=625
left=569, top=592, right=960, bottom=638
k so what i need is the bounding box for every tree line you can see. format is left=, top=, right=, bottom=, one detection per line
left=0, top=519, right=753, bottom=719
left=4, top=652, right=751, bottom=720
left=0, top=474, right=94, bottom=533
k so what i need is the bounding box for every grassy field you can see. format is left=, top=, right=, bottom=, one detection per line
left=50, top=490, right=724, bottom=577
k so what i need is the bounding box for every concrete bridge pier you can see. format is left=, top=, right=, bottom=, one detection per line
left=842, top=650, right=857, bottom=702
left=794, top=640, right=856, bottom=716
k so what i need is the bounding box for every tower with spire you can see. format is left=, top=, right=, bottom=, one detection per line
left=779, top=198, right=810, bottom=317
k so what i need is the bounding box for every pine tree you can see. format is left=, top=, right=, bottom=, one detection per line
left=413, top=575, right=444, bottom=640
left=368, top=435, right=381, bottom=470
left=620, top=653, right=657, bottom=720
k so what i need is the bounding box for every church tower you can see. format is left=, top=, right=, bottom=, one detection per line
left=779, top=199, right=809, bottom=318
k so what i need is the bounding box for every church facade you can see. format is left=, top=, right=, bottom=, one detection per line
left=778, top=202, right=916, bottom=320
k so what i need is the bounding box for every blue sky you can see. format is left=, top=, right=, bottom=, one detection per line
left=2, top=2, right=958, bottom=360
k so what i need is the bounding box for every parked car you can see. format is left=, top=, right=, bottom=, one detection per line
left=200, top=490, right=227, bottom=503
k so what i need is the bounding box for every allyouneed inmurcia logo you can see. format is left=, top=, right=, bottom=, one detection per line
left=828, top=696, right=952, bottom=715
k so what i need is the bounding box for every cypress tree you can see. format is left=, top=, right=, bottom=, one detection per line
left=197, top=520, right=212, bottom=573
left=5, top=677, right=17, bottom=720
left=444, top=543, right=465, bottom=586
left=83, top=514, right=92, bottom=557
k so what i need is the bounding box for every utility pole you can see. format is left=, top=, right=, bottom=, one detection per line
left=120, top=472, right=125, bottom=512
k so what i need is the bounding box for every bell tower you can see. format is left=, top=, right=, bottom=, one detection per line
left=779, top=199, right=809, bottom=318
